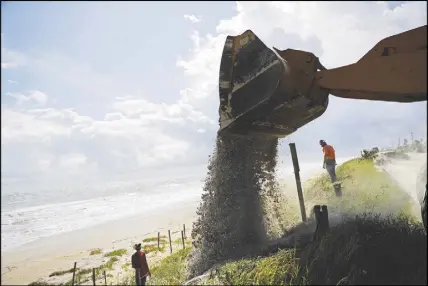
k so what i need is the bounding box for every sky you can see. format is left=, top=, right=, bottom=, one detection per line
left=1, top=1, right=427, bottom=192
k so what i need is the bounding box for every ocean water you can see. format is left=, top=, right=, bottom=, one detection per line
left=1, top=180, right=204, bottom=252
left=1, top=156, right=355, bottom=252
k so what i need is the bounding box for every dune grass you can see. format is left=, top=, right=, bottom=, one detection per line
left=143, top=235, right=167, bottom=243
left=122, top=262, right=131, bottom=270
left=206, top=158, right=426, bottom=285
left=89, top=248, right=102, bottom=255
left=303, top=158, right=416, bottom=218
left=113, top=158, right=426, bottom=286
left=62, top=268, right=92, bottom=285
left=117, top=247, right=192, bottom=285
left=48, top=267, right=77, bottom=277
left=173, top=237, right=183, bottom=244
left=143, top=244, right=166, bottom=254
left=28, top=281, right=54, bottom=285
left=102, top=256, right=119, bottom=270
left=57, top=256, right=121, bottom=285
left=212, top=249, right=302, bottom=285
left=298, top=214, right=426, bottom=285
left=208, top=214, right=426, bottom=285
left=147, top=247, right=193, bottom=285
left=173, top=236, right=192, bottom=246
left=104, top=248, right=127, bottom=257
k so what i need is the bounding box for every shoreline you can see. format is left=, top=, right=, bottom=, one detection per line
left=1, top=200, right=199, bottom=285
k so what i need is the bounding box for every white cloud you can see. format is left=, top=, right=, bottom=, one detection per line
left=184, top=14, right=201, bottom=24
left=111, top=96, right=215, bottom=126
left=1, top=2, right=426, bottom=190
left=7, top=79, right=19, bottom=84
left=59, top=153, right=87, bottom=169
left=6, top=90, right=49, bottom=105
left=1, top=108, right=71, bottom=142
left=1, top=49, right=27, bottom=69
left=30, top=90, right=49, bottom=105
left=1, top=93, right=207, bottom=184
left=1, top=33, right=27, bottom=69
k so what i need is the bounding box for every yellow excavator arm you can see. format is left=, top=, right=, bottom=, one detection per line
left=217, top=25, right=427, bottom=138
left=317, top=25, right=427, bottom=103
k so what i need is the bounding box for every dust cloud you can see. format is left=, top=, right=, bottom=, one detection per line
left=381, top=152, right=427, bottom=207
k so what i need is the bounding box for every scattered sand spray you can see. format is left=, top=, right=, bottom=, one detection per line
left=381, top=152, right=427, bottom=211
left=188, top=133, right=287, bottom=277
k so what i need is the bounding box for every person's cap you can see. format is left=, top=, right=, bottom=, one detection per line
left=134, top=243, right=142, bottom=250
left=319, top=140, right=326, bottom=144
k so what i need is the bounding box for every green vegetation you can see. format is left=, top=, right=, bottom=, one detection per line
left=117, top=247, right=192, bottom=285
left=144, top=244, right=158, bottom=253
left=147, top=247, right=193, bottom=285
left=61, top=256, right=121, bottom=285
left=102, top=256, right=119, bottom=270
left=303, top=158, right=416, bottom=218
left=173, top=237, right=181, bottom=244
left=48, top=267, right=77, bottom=277
left=298, top=214, right=426, bottom=285
left=360, top=147, right=380, bottom=160
left=141, top=234, right=179, bottom=254
left=113, top=158, right=427, bottom=285
left=122, top=262, right=131, bottom=270
left=203, top=158, right=425, bottom=285
left=62, top=268, right=92, bottom=286
left=104, top=248, right=127, bottom=257
left=28, top=281, right=53, bottom=286
left=76, top=268, right=92, bottom=276
left=30, top=248, right=124, bottom=285
left=174, top=237, right=187, bottom=245
left=143, top=235, right=167, bottom=243
left=89, top=248, right=102, bottom=255
left=213, top=249, right=301, bottom=285
left=143, top=243, right=166, bottom=254
left=204, top=214, right=426, bottom=285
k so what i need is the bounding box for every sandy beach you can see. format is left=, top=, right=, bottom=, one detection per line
left=1, top=157, right=355, bottom=285
left=1, top=200, right=199, bottom=285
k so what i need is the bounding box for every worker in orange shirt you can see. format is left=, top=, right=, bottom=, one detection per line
left=131, top=243, right=151, bottom=285
left=320, top=140, right=342, bottom=196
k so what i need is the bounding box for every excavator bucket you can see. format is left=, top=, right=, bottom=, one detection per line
left=218, top=30, right=329, bottom=138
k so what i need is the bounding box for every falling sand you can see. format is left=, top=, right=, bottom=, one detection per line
left=188, top=133, right=286, bottom=277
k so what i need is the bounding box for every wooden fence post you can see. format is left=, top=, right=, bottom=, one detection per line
left=157, top=232, right=160, bottom=251
left=321, top=205, right=330, bottom=231
left=92, top=268, right=96, bottom=286
left=183, top=224, right=186, bottom=238
left=313, top=205, right=322, bottom=241
left=313, top=205, right=330, bottom=241
left=168, top=230, right=172, bottom=253
left=71, top=262, right=77, bottom=286
left=289, top=143, right=307, bottom=222
left=181, top=230, right=185, bottom=249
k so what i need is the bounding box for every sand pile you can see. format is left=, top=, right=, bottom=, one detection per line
left=188, top=133, right=285, bottom=277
